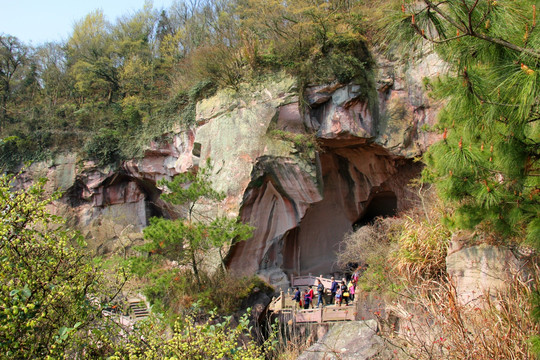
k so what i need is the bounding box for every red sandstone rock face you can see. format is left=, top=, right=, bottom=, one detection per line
left=22, top=54, right=444, bottom=284
left=228, top=157, right=323, bottom=274
left=228, top=141, right=421, bottom=278
left=226, top=55, right=444, bottom=283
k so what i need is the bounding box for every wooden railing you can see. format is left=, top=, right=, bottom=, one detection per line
left=290, top=274, right=334, bottom=290
left=294, top=306, right=356, bottom=323
left=268, top=291, right=295, bottom=312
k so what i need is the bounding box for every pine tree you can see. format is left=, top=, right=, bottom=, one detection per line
left=386, top=0, right=539, bottom=245
left=143, top=160, right=253, bottom=286
left=385, top=0, right=539, bottom=351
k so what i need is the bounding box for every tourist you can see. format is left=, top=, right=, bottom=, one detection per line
left=347, top=279, right=355, bottom=302
left=292, top=287, right=301, bottom=309
left=316, top=279, right=324, bottom=307
left=307, top=285, right=314, bottom=308
left=303, top=290, right=311, bottom=309
left=335, top=285, right=342, bottom=306
left=330, top=277, right=338, bottom=304
left=341, top=280, right=349, bottom=306
left=352, top=269, right=359, bottom=285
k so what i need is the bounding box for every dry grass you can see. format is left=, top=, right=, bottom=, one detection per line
left=337, top=216, right=401, bottom=270
left=384, top=270, right=540, bottom=359
left=337, top=187, right=450, bottom=293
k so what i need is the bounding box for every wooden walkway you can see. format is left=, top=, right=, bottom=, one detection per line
left=269, top=275, right=357, bottom=324
left=295, top=306, right=356, bottom=323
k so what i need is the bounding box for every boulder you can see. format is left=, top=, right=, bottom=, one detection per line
left=446, top=244, right=527, bottom=305
left=298, top=320, right=403, bottom=360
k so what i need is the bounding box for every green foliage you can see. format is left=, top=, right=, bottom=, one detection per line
left=109, top=310, right=275, bottom=360
left=143, top=160, right=253, bottom=288
left=83, top=128, right=122, bottom=167
left=157, top=159, right=226, bottom=216
left=0, top=1, right=376, bottom=167
left=239, top=0, right=373, bottom=85
left=0, top=134, right=50, bottom=171
left=268, top=129, right=320, bottom=160
left=129, top=263, right=272, bottom=319
left=383, top=2, right=540, bottom=355
left=386, top=0, right=540, bottom=247
left=0, top=173, right=104, bottom=358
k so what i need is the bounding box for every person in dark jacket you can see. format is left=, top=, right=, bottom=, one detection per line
left=292, top=287, right=301, bottom=309
left=316, top=279, right=325, bottom=307
left=341, top=280, right=349, bottom=306
left=330, top=277, right=338, bottom=304
left=303, top=290, right=311, bottom=309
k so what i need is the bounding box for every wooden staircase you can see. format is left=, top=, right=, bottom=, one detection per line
left=127, top=298, right=149, bottom=319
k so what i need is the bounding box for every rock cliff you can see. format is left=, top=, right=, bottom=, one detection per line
left=21, top=53, right=445, bottom=286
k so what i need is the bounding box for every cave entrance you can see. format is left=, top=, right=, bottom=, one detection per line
left=353, top=191, right=397, bottom=230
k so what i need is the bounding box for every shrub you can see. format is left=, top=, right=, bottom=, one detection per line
left=392, top=214, right=451, bottom=283
left=268, top=129, right=320, bottom=160
left=128, top=257, right=273, bottom=321
left=83, top=128, right=122, bottom=167
left=0, top=132, right=52, bottom=172
left=0, top=173, right=106, bottom=358
left=337, top=187, right=451, bottom=294
left=109, top=310, right=275, bottom=360
left=338, top=217, right=403, bottom=294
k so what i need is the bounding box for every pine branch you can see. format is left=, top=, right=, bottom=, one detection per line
left=420, top=0, right=540, bottom=60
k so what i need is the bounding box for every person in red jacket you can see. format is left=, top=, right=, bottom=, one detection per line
left=307, top=285, right=314, bottom=308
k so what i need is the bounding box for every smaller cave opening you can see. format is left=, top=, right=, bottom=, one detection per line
left=62, top=179, right=89, bottom=207
left=353, top=190, right=397, bottom=230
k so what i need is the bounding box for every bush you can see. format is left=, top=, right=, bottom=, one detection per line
left=0, top=173, right=105, bottom=358
left=337, top=187, right=451, bottom=294
left=268, top=129, right=320, bottom=160
left=338, top=217, right=403, bottom=294
left=128, top=256, right=273, bottom=321
left=109, top=310, right=275, bottom=360
left=0, top=132, right=52, bottom=171
left=83, top=128, right=122, bottom=167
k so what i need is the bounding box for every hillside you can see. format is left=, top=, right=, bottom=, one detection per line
left=1, top=0, right=539, bottom=359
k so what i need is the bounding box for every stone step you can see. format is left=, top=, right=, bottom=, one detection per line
left=127, top=299, right=149, bottom=318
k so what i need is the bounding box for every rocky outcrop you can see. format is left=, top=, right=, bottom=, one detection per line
left=21, top=52, right=443, bottom=279
left=298, top=320, right=404, bottom=360
left=446, top=243, right=528, bottom=305
left=225, top=53, right=443, bottom=281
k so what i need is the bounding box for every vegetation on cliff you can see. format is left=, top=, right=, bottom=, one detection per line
left=0, top=0, right=371, bottom=170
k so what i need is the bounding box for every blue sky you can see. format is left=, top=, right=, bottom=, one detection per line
left=0, top=0, right=173, bottom=45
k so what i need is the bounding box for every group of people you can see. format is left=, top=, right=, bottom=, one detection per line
left=291, top=271, right=359, bottom=309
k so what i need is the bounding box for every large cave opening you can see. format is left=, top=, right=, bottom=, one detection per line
left=280, top=144, right=412, bottom=277
left=227, top=142, right=421, bottom=282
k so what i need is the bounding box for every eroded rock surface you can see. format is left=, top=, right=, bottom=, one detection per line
left=446, top=244, right=527, bottom=305
left=21, top=53, right=443, bottom=277
left=298, top=320, right=403, bottom=360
